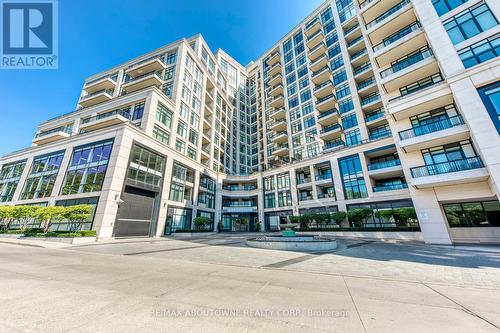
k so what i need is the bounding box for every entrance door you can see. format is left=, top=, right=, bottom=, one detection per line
left=114, top=186, right=156, bottom=237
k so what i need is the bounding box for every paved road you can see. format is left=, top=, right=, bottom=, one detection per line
left=0, top=235, right=499, bottom=332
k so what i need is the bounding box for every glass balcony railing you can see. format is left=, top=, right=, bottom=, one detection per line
left=312, top=65, right=330, bottom=78
left=365, top=111, right=385, bottom=122
left=81, top=89, right=114, bottom=100
left=373, top=183, right=408, bottom=192
left=318, top=192, right=336, bottom=199
left=369, top=130, right=391, bottom=140
left=307, top=29, right=323, bottom=42
left=309, top=42, right=327, bottom=54
left=314, top=81, right=332, bottom=92
left=368, top=159, right=401, bottom=171
left=35, top=126, right=72, bottom=138
left=124, top=71, right=163, bottom=83
left=297, top=177, right=312, bottom=185
left=299, top=196, right=313, bottom=201
left=399, top=115, right=465, bottom=140
left=323, top=140, right=345, bottom=150
left=366, top=0, right=411, bottom=29
left=321, top=124, right=342, bottom=134
left=81, top=109, right=130, bottom=124
left=359, top=0, right=377, bottom=9
left=380, top=49, right=433, bottom=79
left=223, top=202, right=257, bottom=208
left=357, top=77, right=375, bottom=90
left=361, top=93, right=381, bottom=106
left=353, top=63, right=372, bottom=76
left=410, top=157, right=484, bottom=178
left=373, top=22, right=421, bottom=52
left=318, top=108, right=339, bottom=119
left=305, top=17, right=320, bottom=30
left=223, top=185, right=257, bottom=191
left=390, top=73, right=444, bottom=102
left=315, top=173, right=332, bottom=181
left=347, top=36, right=363, bottom=48
left=344, top=23, right=360, bottom=35
left=351, top=49, right=367, bottom=61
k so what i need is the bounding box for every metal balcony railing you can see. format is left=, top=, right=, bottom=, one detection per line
left=399, top=115, right=465, bottom=140
left=410, top=157, right=483, bottom=178
left=368, top=159, right=401, bottom=171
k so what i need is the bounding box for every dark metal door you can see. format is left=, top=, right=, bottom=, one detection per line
left=114, top=186, right=156, bottom=237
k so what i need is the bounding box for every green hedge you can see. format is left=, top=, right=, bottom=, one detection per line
left=173, top=229, right=213, bottom=233
left=298, top=226, right=420, bottom=232
left=22, top=230, right=96, bottom=238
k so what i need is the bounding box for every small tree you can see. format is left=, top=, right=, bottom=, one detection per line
left=36, top=206, right=66, bottom=233
left=255, top=221, right=261, bottom=232
left=0, top=206, right=14, bottom=230
left=347, top=208, right=373, bottom=228
left=331, top=211, right=347, bottom=227
left=391, top=208, right=418, bottom=227
left=314, top=213, right=330, bottom=228
left=64, top=205, right=93, bottom=232
left=11, top=206, right=40, bottom=230
left=375, top=210, right=395, bottom=224
left=217, top=221, right=224, bottom=232
left=193, top=216, right=212, bottom=231
left=299, top=214, right=313, bottom=229
left=289, top=216, right=300, bottom=224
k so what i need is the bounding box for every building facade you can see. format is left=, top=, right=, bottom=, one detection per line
left=1, top=0, right=499, bottom=244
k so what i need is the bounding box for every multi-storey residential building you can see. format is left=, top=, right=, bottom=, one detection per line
left=1, top=0, right=499, bottom=244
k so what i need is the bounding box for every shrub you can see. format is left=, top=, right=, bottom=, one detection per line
left=255, top=221, right=261, bottom=232
left=289, top=216, right=300, bottom=225
left=78, top=230, right=97, bottom=237
left=331, top=212, right=347, bottom=226
left=64, top=205, right=93, bottom=231
left=217, top=222, right=224, bottom=232
left=0, top=206, right=14, bottom=230
left=347, top=208, right=373, bottom=227
left=35, top=206, right=66, bottom=232
left=11, top=206, right=40, bottom=230
left=314, top=213, right=331, bottom=227
left=299, top=214, right=313, bottom=229
left=193, top=216, right=212, bottom=230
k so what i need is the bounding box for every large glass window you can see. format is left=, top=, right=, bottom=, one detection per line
left=20, top=151, right=65, bottom=200
left=277, top=190, right=292, bottom=207
left=444, top=3, right=498, bottom=44
left=166, top=207, right=192, bottom=232
left=444, top=201, right=500, bottom=227
left=276, top=173, right=290, bottom=189
left=156, top=102, right=173, bottom=128
left=61, top=140, right=113, bottom=195
left=478, top=81, right=500, bottom=134
left=432, top=0, right=467, bottom=16
left=459, top=34, right=500, bottom=68
left=126, top=145, right=165, bottom=191
left=421, top=140, right=477, bottom=165
left=0, top=160, right=26, bottom=202
left=339, top=155, right=368, bottom=200
left=54, top=197, right=99, bottom=231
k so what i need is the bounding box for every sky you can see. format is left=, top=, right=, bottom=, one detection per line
left=0, top=0, right=324, bottom=156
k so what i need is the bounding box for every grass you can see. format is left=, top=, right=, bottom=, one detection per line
left=0, top=229, right=96, bottom=237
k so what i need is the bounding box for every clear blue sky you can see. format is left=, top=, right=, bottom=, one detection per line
left=0, top=0, right=324, bottom=156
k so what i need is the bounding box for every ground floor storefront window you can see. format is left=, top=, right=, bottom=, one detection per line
left=264, top=210, right=293, bottom=231
left=165, top=207, right=192, bottom=233
left=443, top=200, right=500, bottom=227
left=221, top=213, right=258, bottom=232
left=347, top=199, right=419, bottom=229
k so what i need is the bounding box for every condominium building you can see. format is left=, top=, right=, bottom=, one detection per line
left=1, top=0, right=499, bottom=244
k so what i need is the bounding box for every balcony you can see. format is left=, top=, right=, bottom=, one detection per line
left=317, top=108, right=340, bottom=126
left=305, top=17, right=322, bottom=37
left=310, top=54, right=329, bottom=72
left=297, top=177, right=312, bottom=187
left=367, top=159, right=403, bottom=179
left=311, top=66, right=332, bottom=85
left=320, top=124, right=342, bottom=141
left=83, top=76, right=117, bottom=94
left=398, top=116, right=470, bottom=152
left=32, top=129, right=71, bottom=145
left=272, top=131, right=288, bottom=144
left=308, top=42, right=327, bottom=61
left=369, top=130, right=392, bottom=141
left=353, top=63, right=372, bottom=81
left=269, top=73, right=283, bottom=87
left=267, top=52, right=281, bottom=66
left=373, top=22, right=426, bottom=67
left=365, top=110, right=386, bottom=126
left=273, top=144, right=289, bottom=157
left=306, top=29, right=324, bottom=49
left=357, top=77, right=377, bottom=95
left=373, top=183, right=408, bottom=192
left=268, top=62, right=282, bottom=76
left=221, top=185, right=259, bottom=197
left=122, top=72, right=163, bottom=94
left=323, top=139, right=345, bottom=152
left=347, top=36, right=365, bottom=52
left=314, top=81, right=334, bottom=99
left=316, top=94, right=336, bottom=112
left=270, top=94, right=285, bottom=108
left=270, top=120, right=287, bottom=132
left=387, top=80, right=453, bottom=120
left=125, top=57, right=166, bottom=78
left=410, top=157, right=488, bottom=189
left=361, top=93, right=382, bottom=111
left=269, top=83, right=283, bottom=97
left=379, top=49, right=438, bottom=92
left=79, top=89, right=113, bottom=108
left=365, top=0, right=414, bottom=43
left=350, top=49, right=368, bottom=66
left=344, top=23, right=361, bottom=38
left=315, top=173, right=333, bottom=183
left=270, top=108, right=286, bottom=120
left=80, top=110, right=129, bottom=132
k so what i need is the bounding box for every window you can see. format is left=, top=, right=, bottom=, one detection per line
left=187, top=147, right=197, bottom=160
left=300, top=89, right=312, bottom=103
left=165, top=51, right=177, bottom=65
left=432, top=0, right=468, bottom=16
left=0, top=160, right=26, bottom=202
left=264, top=176, right=275, bottom=191
left=177, top=121, right=188, bottom=138
left=339, top=98, right=354, bottom=114
left=264, top=193, right=275, bottom=208
left=20, top=151, right=64, bottom=200
left=304, top=115, right=316, bottom=129
left=277, top=190, right=292, bottom=207
left=61, top=140, right=113, bottom=195
left=127, top=145, right=165, bottom=190
left=166, top=207, right=192, bottom=232
left=345, top=129, right=361, bottom=146
left=190, top=112, right=200, bottom=128
left=444, top=3, right=498, bottom=45
left=444, top=201, right=500, bottom=227
left=152, top=126, right=170, bottom=145
left=421, top=140, right=478, bottom=165
left=276, top=172, right=290, bottom=189
left=339, top=154, right=368, bottom=200
left=342, top=114, right=358, bottom=129
left=459, top=34, right=500, bottom=68
left=188, top=129, right=198, bottom=145
left=156, top=103, right=173, bottom=128
left=54, top=197, right=98, bottom=231
left=175, top=139, right=186, bottom=154
left=478, top=81, right=500, bottom=134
